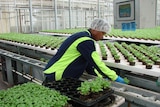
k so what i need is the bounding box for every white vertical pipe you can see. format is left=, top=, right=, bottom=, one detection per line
left=54, top=0, right=58, bottom=29
left=155, top=0, right=158, bottom=26
left=24, top=9, right=27, bottom=33
left=69, top=0, right=72, bottom=28
left=14, top=0, right=19, bottom=33
left=29, top=0, right=33, bottom=33
left=62, top=0, right=65, bottom=29
left=8, top=3, right=11, bottom=32
left=0, top=6, right=3, bottom=33
left=97, top=0, right=100, bottom=18
left=41, top=0, right=43, bottom=30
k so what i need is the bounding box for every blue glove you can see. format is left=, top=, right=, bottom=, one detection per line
left=115, top=76, right=126, bottom=84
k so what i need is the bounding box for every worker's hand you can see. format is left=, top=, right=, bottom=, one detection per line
left=115, top=76, right=126, bottom=84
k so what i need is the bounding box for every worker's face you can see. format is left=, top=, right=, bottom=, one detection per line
left=92, top=30, right=106, bottom=41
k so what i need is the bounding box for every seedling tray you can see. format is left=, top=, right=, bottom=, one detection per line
left=44, top=78, right=114, bottom=107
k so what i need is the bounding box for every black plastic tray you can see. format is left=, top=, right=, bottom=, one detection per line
left=44, top=78, right=114, bottom=107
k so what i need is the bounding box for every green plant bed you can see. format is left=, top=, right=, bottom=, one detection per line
left=42, top=27, right=160, bottom=40
left=0, top=33, right=66, bottom=49
left=42, top=28, right=87, bottom=34
left=0, top=82, right=71, bottom=107
left=109, top=26, right=160, bottom=40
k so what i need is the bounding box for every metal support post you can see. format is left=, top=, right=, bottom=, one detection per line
left=69, top=0, right=72, bottom=28
left=29, top=0, right=33, bottom=33
left=16, top=61, right=25, bottom=84
left=5, top=57, right=14, bottom=85
left=54, top=0, right=58, bottom=30
left=157, top=77, right=160, bottom=86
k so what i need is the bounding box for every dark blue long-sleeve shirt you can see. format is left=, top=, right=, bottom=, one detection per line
left=44, top=30, right=118, bottom=81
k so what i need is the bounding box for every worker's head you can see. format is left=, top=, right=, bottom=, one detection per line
left=90, top=18, right=111, bottom=41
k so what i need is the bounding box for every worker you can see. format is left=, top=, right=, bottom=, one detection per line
left=43, top=18, right=126, bottom=84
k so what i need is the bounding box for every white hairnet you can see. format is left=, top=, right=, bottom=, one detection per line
left=90, top=18, right=111, bottom=33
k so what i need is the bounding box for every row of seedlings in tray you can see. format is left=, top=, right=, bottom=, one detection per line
left=140, top=45, right=160, bottom=58
left=121, top=43, right=158, bottom=69
left=98, top=41, right=107, bottom=60
left=108, top=27, right=160, bottom=40
left=98, top=41, right=160, bottom=69
left=105, top=41, right=121, bottom=63
left=0, top=33, right=66, bottom=63
left=132, top=44, right=160, bottom=65
left=44, top=77, right=114, bottom=107
left=114, top=42, right=136, bottom=66
left=22, top=35, right=65, bottom=50
left=46, top=37, right=66, bottom=50
left=76, top=77, right=114, bottom=107
left=0, top=33, right=66, bottom=50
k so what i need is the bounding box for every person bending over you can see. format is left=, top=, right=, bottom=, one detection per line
left=43, top=18, right=125, bottom=84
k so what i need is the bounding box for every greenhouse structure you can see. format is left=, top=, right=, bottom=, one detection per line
left=0, top=0, right=159, bottom=33
left=0, top=0, right=160, bottom=107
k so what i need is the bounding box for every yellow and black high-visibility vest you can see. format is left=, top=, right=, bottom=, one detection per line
left=44, top=30, right=118, bottom=81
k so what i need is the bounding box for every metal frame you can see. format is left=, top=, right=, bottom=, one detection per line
left=0, top=39, right=160, bottom=92
left=0, top=48, right=160, bottom=107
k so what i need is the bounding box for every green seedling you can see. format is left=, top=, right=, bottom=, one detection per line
left=124, top=77, right=130, bottom=84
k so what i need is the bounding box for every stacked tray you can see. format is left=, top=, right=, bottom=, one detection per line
left=44, top=78, right=114, bottom=107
